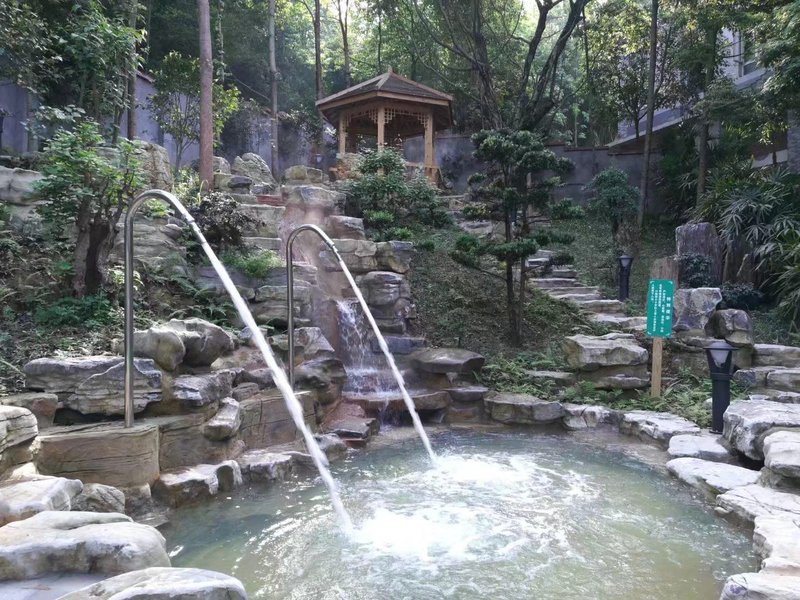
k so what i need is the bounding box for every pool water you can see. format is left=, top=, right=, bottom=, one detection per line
left=165, top=429, right=757, bottom=599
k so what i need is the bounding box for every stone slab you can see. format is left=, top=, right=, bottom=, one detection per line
left=723, top=400, right=800, bottom=460
left=716, top=484, right=800, bottom=525
left=667, top=433, right=736, bottom=463
left=485, top=394, right=564, bottom=425
left=754, top=515, right=800, bottom=576
left=0, top=476, right=83, bottom=526
left=666, top=457, right=760, bottom=499
left=619, top=411, right=700, bottom=446
left=720, top=572, right=800, bottom=600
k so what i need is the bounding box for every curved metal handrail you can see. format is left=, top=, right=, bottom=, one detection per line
left=285, top=224, right=345, bottom=388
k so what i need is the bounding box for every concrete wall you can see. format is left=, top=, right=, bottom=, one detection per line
left=0, top=81, right=33, bottom=153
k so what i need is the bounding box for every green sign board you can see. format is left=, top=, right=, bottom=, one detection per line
left=646, top=279, right=675, bottom=337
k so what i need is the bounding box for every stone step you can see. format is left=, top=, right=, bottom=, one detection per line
left=746, top=389, right=800, bottom=404
left=244, top=237, right=282, bottom=252
left=350, top=390, right=451, bottom=417
left=530, top=278, right=584, bottom=289
left=549, top=292, right=602, bottom=302
left=525, top=370, right=577, bottom=387
left=667, top=457, right=760, bottom=499
left=322, top=416, right=379, bottom=440
left=733, top=367, right=788, bottom=389
left=571, top=298, right=626, bottom=314
left=590, top=314, right=647, bottom=332
left=716, top=484, right=800, bottom=525
left=551, top=267, right=577, bottom=279
left=753, top=344, right=800, bottom=369
left=667, top=433, right=737, bottom=464
left=542, top=286, right=600, bottom=296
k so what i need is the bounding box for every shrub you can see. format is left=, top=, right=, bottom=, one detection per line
left=584, top=167, right=638, bottom=239
left=720, top=283, right=765, bottom=311
left=222, top=249, right=283, bottom=279
left=679, top=254, right=714, bottom=288
left=549, top=198, right=585, bottom=220
left=387, top=227, right=414, bottom=241
left=417, top=239, right=435, bottom=251
left=34, top=294, right=115, bottom=328
left=450, top=234, right=484, bottom=268
left=462, top=203, right=489, bottom=220
left=363, top=210, right=395, bottom=231
left=551, top=251, right=574, bottom=266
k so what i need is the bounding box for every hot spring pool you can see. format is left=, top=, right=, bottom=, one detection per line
left=165, top=429, right=757, bottom=599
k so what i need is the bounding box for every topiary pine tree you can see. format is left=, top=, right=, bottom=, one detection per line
left=467, top=129, right=574, bottom=345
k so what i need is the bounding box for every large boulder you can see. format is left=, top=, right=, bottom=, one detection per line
left=754, top=344, right=800, bottom=369
left=172, top=371, right=235, bottom=408
left=60, top=567, right=247, bottom=600
left=485, top=394, right=564, bottom=425
left=237, top=450, right=295, bottom=483
left=283, top=165, right=324, bottom=184
left=0, top=166, right=43, bottom=222
left=152, top=461, right=242, bottom=508
left=0, top=476, right=83, bottom=526
left=162, top=319, right=235, bottom=367
left=71, top=483, right=126, bottom=514
left=763, top=430, right=800, bottom=481
left=666, top=457, right=759, bottom=499
left=0, top=405, right=38, bottom=459
left=0, top=511, right=169, bottom=580
left=619, top=411, right=700, bottom=446
left=765, top=368, right=800, bottom=394
left=376, top=241, right=414, bottom=274
left=672, top=288, right=722, bottom=333
left=24, top=356, right=123, bottom=394
left=561, top=404, right=619, bottom=430
left=66, top=359, right=161, bottom=417
left=119, top=325, right=186, bottom=371
left=358, top=271, right=411, bottom=309
left=723, top=399, right=800, bottom=460
left=325, top=215, right=365, bottom=240
left=110, top=217, right=187, bottom=272
left=133, top=142, right=173, bottom=190
left=233, top=152, right=276, bottom=187
left=562, top=333, right=648, bottom=370
left=202, top=398, right=242, bottom=441
left=409, top=348, right=485, bottom=374
left=720, top=573, right=800, bottom=600
left=36, top=422, right=161, bottom=488
left=295, top=357, right=347, bottom=406
left=706, top=309, right=754, bottom=347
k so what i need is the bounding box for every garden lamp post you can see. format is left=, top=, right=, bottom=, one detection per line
left=618, top=255, right=633, bottom=302
left=705, top=340, right=736, bottom=434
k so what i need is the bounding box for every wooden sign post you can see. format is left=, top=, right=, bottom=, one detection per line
left=646, top=279, right=675, bottom=398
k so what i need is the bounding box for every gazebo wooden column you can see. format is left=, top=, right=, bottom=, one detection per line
left=423, top=108, right=435, bottom=180
left=338, top=113, right=347, bottom=155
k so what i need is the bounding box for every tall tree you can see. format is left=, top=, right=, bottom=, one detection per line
left=197, top=0, right=214, bottom=189
left=638, top=0, right=658, bottom=225
left=268, top=0, right=279, bottom=176
left=336, top=0, right=352, bottom=88
left=127, top=0, right=140, bottom=140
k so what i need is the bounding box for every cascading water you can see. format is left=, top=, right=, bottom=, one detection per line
left=128, top=191, right=352, bottom=530
left=336, top=298, right=398, bottom=397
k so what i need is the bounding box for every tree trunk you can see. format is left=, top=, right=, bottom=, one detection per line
left=696, top=28, right=717, bottom=201
left=216, top=0, right=226, bottom=83
left=268, top=0, right=279, bottom=177
left=377, top=12, right=383, bottom=72
left=313, top=0, right=323, bottom=99
left=337, top=0, right=351, bottom=87
left=638, top=0, right=659, bottom=227
left=127, top=0, right=138, bottom=140
left=197, top=0, right=214, bottom=190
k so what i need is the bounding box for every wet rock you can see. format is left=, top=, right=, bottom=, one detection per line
left=66, top=359, right=161, bottom=416
left=561, top=404, right=619, bottom=430
left=723, top=400, right=800, bottom=460
left=325, top=215, right=365, bottom=240
left=716, top=484, right=800, bottom=525
left=23, top=356, right=122, bottom=394
left=754, top=515, right=800, bottom=576
left=0, top=476, right=83, bottom=526
left=238, top=390, right=315, bottom=448
left=233, top=152, right=276, bottom=187
left=202, top=398, right=242, bottom=441
left=410, top=348, right=485, bottom=374
left=237, top=450, right=295, bottom=483
left=324, top=416, right=379, bottom=440
left=667, top=433, right=736, bottom=463
left=121, top=325, right=186, bottom=371
left=0, top=392, right=57, bottom=429
left=562, top=333, right=648, bottom=370
left=666, top=457, right=759, bottom=499
left=36, top=423, right=161, bottom=488
left=162, top=318, right=235, bottom=367
left=268, top=327, right=336, bottom=363
left=71, top=483, right=125, bottom=514
left=376, top=241, right=414, bottom=274
left=371, top=336, right=426, bottom=355
left=720, top=572, right=800, bottom=600
left=754, top=344, right=800, bottom=369
left=316, top=433, right=348, bottom=462
left=152, top=461, right=242, bottom=508
left=764, top=431, right=800, bottom=480
left=619, top=411, right=700, bottom=445
left=0, top=511, right=169, bottom=579
left=60, top=567, right=247, bottom=600
left=359, top=271, right=411, bottom=307
left=673, top=287, right=722, bottom=332
left=707, top=309, right=754, bottom=346
left=295, top=357, right=347, bottom=405
left=172, top=371, right=234, bottom=408
left=446, top=386, right=489, bottom=403
left=486, top=394, right=564, bottom=425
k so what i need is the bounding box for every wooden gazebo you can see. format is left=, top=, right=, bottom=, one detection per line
left=316, top=68, right=454, bottom=181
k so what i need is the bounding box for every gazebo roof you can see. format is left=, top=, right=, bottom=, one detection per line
left=316, top=68, right=453, bottom=133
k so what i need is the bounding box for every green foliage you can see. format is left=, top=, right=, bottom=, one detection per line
left=720, top=283, right=765, bottom=311
left=678, top=254, right=714, bottom=288
left=462, top=203, right=490, bottom=220
left=450, top=234, right=484, bottom=269
left=345, top=150, right=446, bottom=236
left=35, top=120, right=143, bottom=296
left=552, top=251, right=575, bottom=266
left=222, top=249, right=283, bottom=280
left=149, top=51, right=240, bottom=169
left=584, top=168, right=639, bottom=239
left=549, top=199, right=585, bottom=221
left=34, top=294, right=116, bottom=329
left=187, top=192, right=254, bottom=252
left=417, top=239, right=436, bottom=252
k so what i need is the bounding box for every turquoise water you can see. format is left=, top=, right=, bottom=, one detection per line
left=165, top=429, right=757, bottom=599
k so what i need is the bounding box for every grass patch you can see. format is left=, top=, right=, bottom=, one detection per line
left=752, top=306, right=800, bottom=346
